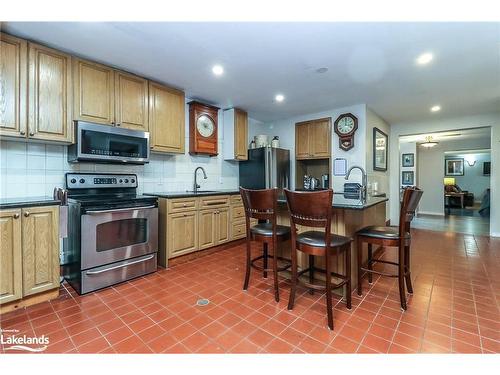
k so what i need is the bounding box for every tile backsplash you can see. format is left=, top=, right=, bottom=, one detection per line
left=0, top=140, right=239, bottom=199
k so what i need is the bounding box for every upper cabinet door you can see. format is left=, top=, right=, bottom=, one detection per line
left=0, top=209, right=23, bottom=304
left=115, top=71, right=149, bottom=131
left=21, top=206, right=59, bottom=297
left=0, top=33, right=27, bottom=138
left=234, top=109, right=248, bottom=160
left=311, top=118, right=331, bottom=158
left=28, top=43, right=73, bottom=143
left=73, top=58, right=115, bottom=125
left=295, top=122, right=310, bottom=159
left=149, top=82, right=185, bottom=153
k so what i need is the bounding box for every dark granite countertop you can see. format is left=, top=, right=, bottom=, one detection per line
left=144, top=190, right=240, bottom=199
left=278, top=192, right=388, bottom=210
left=144, top=190, right=387, bottom=210
left=0, top=196, right=61, bottom=210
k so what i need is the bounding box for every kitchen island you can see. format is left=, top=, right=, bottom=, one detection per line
left=275, top=192, right=388, bottom=296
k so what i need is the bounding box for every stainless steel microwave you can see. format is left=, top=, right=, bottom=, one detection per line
left=68, top=121, right=150, bottom=164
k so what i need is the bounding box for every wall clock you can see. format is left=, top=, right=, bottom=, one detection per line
left=189, top=101, right=219, bottom=156
left=334, top=113, right=358, bottom=151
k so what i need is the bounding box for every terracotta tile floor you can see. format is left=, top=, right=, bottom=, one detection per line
left=1, top=229, right=499, bottom=354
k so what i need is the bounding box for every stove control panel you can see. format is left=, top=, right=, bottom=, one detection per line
left=65, top=173, right=138, bottom=189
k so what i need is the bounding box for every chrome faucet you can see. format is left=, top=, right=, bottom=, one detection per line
left=345, top=166, right=367, bottom=201
left=193, top=166, right=207, bottom=193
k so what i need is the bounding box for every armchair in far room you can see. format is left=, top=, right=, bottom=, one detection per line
left=443, top=182, right=474, bottom=208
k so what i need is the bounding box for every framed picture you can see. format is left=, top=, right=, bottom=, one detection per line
left=373, top=127, right=388, bottom=171
left=445, top=158, right=464, bottom=176
left=402, top=153, right=414, bottom=167
left=402, top=171, right=414, bottom=185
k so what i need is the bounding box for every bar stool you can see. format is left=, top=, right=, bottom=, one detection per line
left=240, top=187, right=291, bottom=302
left=356, top=187, right=423, bottom=310
left=284, top=189, right=352, bottom=330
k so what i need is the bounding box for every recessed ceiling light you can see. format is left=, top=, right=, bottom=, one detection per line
left=416, top=52, right=433, bottom=65
left=275, top=94, right=285, bottom=103
left=212, top=65, right=224, bottom=76
left=430, top=105, right=441, bottom=112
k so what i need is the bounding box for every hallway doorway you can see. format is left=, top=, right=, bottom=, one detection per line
left=398, top=127, right=491, bottom=235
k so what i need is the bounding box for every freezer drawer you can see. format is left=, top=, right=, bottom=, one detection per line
left=80, top=253, right=157, bottom=294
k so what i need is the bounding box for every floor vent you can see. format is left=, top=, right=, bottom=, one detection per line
left=196, top=298, right=210, bottom=306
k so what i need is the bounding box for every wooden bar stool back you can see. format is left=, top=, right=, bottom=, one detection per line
left=284, top=189, right=352, bottom=330
left=240, top=187, right=291, bottom=302
left=356, top=187, right=423, bottom=310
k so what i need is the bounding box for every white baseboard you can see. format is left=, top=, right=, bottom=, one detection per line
left=417, top=211, right=445, bottom=216
left=490, top=232, right=500, bottom=238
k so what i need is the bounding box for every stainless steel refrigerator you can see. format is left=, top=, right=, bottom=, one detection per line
left=239, top=147, right=290, bottom=196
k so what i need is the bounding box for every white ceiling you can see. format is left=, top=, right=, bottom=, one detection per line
left=399, top=126, right=491, bottom=143
left=3, top=22, right=499, bottom=123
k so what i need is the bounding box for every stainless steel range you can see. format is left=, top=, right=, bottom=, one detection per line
left=63, top=173, right=158, bottom=294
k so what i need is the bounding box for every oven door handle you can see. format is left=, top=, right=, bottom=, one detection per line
left=85, top=205, right=157, bottom=214
left=85, top=254, right=156, bottom=275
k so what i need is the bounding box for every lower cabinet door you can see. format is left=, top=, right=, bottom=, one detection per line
left=198, top=209, right=216, bottom=250
left=167, top=211, right=198, bottom=257
left=0, top=209, right=23, bottom=304
left=216, top=208, right=230, bottom=245
left=22, top=206, right=59, bottom=297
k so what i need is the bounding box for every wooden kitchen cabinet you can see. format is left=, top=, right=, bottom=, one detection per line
left=295, top=121, right=310, bottom=159
left=73, top=58, right=115, bottom=125
left=216, top=207, right=230, bottom=244
left=74, top=58, right=151, bottom=130
left=311, top=118, right=331, bottom=158
left=115, top=70, right=149, bottom=131
left=28, top=43, right=73, bottom=143
left=0, top=205, right=60, bottom=313
left=0, top=33, right=27, bottom=138
left=158, top=195, right=238, bottom=266
left=199, top=207, right=230, bottom=249
left=198, top=209, right=216, bottom=250
left=149, top=82, right=185, bottom=154
left=229, top=194, right=257, bottom=240
left=21, top=206, right=60, bottom=296
left=166, top=211, right=198, bottom=259
left=295, top=118, right=331, bottom=159
left=223, top=108, right=248, bottom=161
left=0, top=209, right=23, bottom=304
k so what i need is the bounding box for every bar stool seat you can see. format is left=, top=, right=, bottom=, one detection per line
left=251, top=223, right=291, bottom=237
left=297, top=231, right=351, bottom=248
left=357, top=226, right=410, bottom=240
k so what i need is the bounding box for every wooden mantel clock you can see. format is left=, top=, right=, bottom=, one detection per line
left=334, top=113, right=358, bottom=151
left=189, top=101, right=219, bottom=156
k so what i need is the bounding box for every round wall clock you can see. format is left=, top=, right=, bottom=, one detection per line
left=334, top=113, right=358, bottom=151
left=189, top=101, right=219, bottom=156
left=196, top=115, right=215, bottom=138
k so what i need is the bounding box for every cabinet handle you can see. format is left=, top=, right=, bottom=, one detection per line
left=116, top=123, right=121, bottom=127
left=13, top=213, right=20, bottom=219
left=111, top=122, right=115, bottom=126
left=20, top=131, right=26, bottom=136
left=24, top=212, right=30, bottom=217
left=29, top=132, right=35, bottom=136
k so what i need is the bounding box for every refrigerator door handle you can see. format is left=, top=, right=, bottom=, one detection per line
left=265, top=147, right=271, bottom=188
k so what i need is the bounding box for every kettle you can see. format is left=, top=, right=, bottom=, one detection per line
left=310, top=177, right=320, bottom=190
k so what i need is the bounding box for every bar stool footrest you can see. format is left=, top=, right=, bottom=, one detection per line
left=250, top=255, right=291, bottom=272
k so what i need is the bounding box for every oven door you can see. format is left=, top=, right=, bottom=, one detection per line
left=81, top=205, right=158, bottom=270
